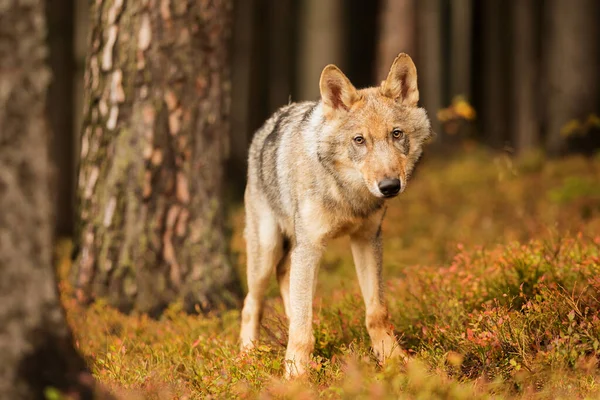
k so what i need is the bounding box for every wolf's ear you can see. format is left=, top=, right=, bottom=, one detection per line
left=320, top=65, right=360, bottom=114
left=424, top=128, right=437, bottom=144
left=380, top=53, right=419, bottom=107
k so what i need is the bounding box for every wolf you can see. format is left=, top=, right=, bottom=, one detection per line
left=240, top=53, right=433, bottom=377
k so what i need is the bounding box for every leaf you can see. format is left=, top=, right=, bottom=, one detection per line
left=44, top=387, right=65, bottom=400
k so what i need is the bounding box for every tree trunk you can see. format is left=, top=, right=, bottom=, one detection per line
left=449, top=0, right=472, bottom=100
left=46, top=0, right=76, bottom=237
left=74, top=0, right=90, bottom=191
left=228, top=0, right=298, bottom=200
left=343, top=0, right=381, bottom=89
left=480, top=0, right=510, bottom=148
left=512, top=0, right=541, bottom=154
left=267, top=0, right=297, bottom=112
left=544, top=0, right=600, bottom=155
left=0, top=1, right=101, bottom=398
left=417, top=0, right=443, bottom=139
left=74, top=0, right=241, bottom=315
left=228, top=0, right=257, bottom=197
left=377, top=0, right=416, bottom=83
left=297, top=0, right=344, bottom=101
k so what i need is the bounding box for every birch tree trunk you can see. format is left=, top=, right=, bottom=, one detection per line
left=0, top=1, right=103, bottom=398
left=74, top=0, right=241, bottom=315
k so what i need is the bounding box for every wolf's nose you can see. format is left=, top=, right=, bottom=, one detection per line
left=378, top=178, right=401, bottom=197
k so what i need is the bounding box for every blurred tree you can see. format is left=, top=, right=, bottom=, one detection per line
left=544, top=0, right=600, bottom=155
left=74, top=0, right=241, bottom=315
left=449, top=0, right=472, bottom=102
left=229, top=0, right=299, bottom=200
left=297, top=0, right=344, bottom=100
left=417, top=0, right=443, bottom=139
left=46, top=0, right=76, bottom=237
left=229, top=0, right=259, bottom=195
left=245, top=0, right=270, bottom=135
left=377, top=0, right=416, bottom=83
left=512, top=0, right=541, bottom=154
left=0, top=1, right=104, bottom=398
left=267, top=0, right=297, bottom=112
left=344, top=0, right=381, bottom=88
left=479, top=0, right=510, bottom=149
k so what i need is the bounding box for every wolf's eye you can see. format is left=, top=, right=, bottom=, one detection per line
left=392, top=129, right=404, bottom=139
left=353, top=135, right=365, bottom=145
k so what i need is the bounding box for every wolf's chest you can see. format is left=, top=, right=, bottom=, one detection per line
left=295, top=200, right=369, bottom=243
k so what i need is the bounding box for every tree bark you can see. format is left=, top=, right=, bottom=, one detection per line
left=0, top=1, right=101, bottom=398
left=512, top=0, right=541, bottom=154
left=74, top=0, right=90, bottom=188
left=543, top=0, right=600, bottom=155
left=74, top=0, right=241, bottom=315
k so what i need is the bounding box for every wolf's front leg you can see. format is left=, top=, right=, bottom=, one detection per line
left=284, top=241, right=322, bottom=378
left=350, top=226, right=406, bottom=364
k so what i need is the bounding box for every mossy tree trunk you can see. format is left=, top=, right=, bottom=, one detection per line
left=74, top=0, right=241, bottom=315
left=0, top=1, right=102, bottom=398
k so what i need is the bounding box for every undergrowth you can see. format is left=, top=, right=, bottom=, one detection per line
left=58, top=148, right=600, bottom=399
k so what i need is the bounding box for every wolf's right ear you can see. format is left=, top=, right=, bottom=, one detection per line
left=320, top=65, right=360, bottom=115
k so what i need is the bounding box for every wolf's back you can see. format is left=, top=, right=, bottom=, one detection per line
left=246, top=101, right=318, bottom=214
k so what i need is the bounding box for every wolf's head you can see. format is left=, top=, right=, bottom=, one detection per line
left=317, top=53, right=433, bottom=199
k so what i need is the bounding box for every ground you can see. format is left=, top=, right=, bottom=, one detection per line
left=57, top=146, right=600, bottom=399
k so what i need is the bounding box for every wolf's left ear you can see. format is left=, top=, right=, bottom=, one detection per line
left=320, top=65, right=360, bottom=114
left=424, top=128, right=437, bottom=144
left=380, top=53, right=419, bottom=107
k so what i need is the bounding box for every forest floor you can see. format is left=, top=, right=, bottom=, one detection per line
left=58, top=146, right=600, bottom=399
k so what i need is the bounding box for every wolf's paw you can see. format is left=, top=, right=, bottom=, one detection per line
left=372, top=335, right=408, bottom=365
left=385, top=345, right=409, bottom=364
left=239, top=332, right=258, bottom=353
left=284, top=357, right=309, bottom=379
left=284, top=346, right=312, bottom=379
left=239, top=319, right=260, bottom=353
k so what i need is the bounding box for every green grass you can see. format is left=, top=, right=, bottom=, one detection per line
left=59, top=147, right=600, bottom=399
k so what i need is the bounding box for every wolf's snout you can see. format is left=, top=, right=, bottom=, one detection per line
left=378, top=178, right=401, bottom=197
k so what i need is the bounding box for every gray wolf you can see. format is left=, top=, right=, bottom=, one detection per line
left=240, top=53, right=433, bottom=377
